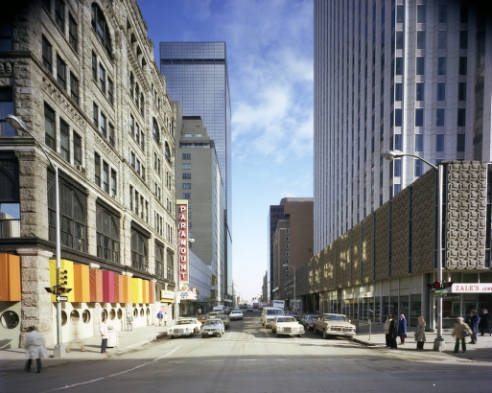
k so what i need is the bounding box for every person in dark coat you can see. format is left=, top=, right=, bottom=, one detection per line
left=479, top=308, right=491, bottom=336
left=388, top=314, right=398, bottom=349
left=465, top=310, right=480, bottom=344
left=397, top=313, right=408, bottom=344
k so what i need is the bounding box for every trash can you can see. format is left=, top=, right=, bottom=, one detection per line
left=107, top=324, right=118, bottom=348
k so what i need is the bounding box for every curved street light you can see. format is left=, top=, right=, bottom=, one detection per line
left=383, top=150, right=444, bottom=352
left=3, top=114, right=65, bottom=358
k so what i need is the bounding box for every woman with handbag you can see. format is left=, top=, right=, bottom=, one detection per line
left=452, top=316, right=472, bottom=353
left=414, top=316, right=426, bottom=351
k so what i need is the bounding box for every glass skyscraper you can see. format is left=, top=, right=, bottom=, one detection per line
left=160, top=42, right=232, bottom=300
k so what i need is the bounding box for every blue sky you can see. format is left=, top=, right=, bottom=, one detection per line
left=138, top=0, right=314, bottom=301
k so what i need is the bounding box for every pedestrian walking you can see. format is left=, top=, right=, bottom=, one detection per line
left=414, top=316, right=426, bottom=351
left=388, top=314, right=398, bottom=349
left=465, top=310, right=480, bottom=344
left=452, top=316, right=472, bottom=353
left=397, top=313, right=407, bottom=344
left=24, top=326, right=48, bottom=373
left=383, top=315, right=391, bottom=347
left=66, top=315, right=86, bottom=352
left=479, top=308, right=491, bottom=336
left=157, top=310, right=163, bottom=326
left=100, top=318, right=108, bottom=353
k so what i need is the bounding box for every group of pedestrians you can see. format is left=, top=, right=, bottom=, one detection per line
left=382, top=307, right=492, bottom=353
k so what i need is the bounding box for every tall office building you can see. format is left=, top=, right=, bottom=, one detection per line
left=160, top=42, right=232, bottom=302
left=314, top=0, right=492, bottom=253
left=175, top=116, right=225, bottom=305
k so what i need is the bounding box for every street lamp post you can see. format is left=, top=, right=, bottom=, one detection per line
left=283, top=263, right=296, bottom=312
left=4, top=114, right=65, bottom=357
left=383, top=150, right=444, bottom=352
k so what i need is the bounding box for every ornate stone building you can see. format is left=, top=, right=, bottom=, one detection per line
left=0, top=0, right=177, bottom=349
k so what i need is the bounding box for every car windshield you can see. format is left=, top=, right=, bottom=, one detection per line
left=277, top=317, right=296, bottom=323
left=177, top=319, right=194, bottom=325
left=324, top=314, right=347, bottom=322
left=267, top=309, right=284, bottom=315
left=205, top=320, right=220, bottom=326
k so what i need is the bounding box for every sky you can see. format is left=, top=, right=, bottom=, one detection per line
left=138, top=0, right=314, bottom=301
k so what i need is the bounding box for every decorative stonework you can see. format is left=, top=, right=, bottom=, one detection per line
left=445, top=161, right=488, bottom=270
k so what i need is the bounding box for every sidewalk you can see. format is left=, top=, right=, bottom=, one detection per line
left=354, top=321, right=492, bottom=362
left=0, top=324, right=168, bottom=373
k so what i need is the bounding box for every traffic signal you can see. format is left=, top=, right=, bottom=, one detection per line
left=58, top=269, right=68, bottom=286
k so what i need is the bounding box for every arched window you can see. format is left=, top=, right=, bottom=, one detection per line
left=91, top=3, right=112, bottom=58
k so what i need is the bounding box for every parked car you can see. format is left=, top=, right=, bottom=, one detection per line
left=217, top=313, right=230, bottom=329
left=167, top=317, right=202, bottom=338
left=300, top=314, right=320, bottom=331
left=261, top=307, right=285, bottom=328
left=229, top=309, right=244, bottom=321
left=313, top=313, right=356, bottom=338
left=272, top=315, right=305, bottom=337
left=201, top=318, right=225, bottom=337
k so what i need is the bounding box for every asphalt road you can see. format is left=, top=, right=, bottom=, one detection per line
left=3, top=314, right=492, bottom=393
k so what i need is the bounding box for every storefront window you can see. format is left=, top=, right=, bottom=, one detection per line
left=0, top=310, right=19, bottom=329
left=82, top=310, right=91, bottom=323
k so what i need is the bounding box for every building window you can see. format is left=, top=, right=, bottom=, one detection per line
left=182, top=173, right=191, bottom=180
left=44, top=102, right=56, bottom=150
left=437, top=57, right=446, bottom=75
left=73, top=131, right=82, bottom=165
left=131, top=226, right=148, bottom=272
left=91, top=3, right=113, bottom=57
left=93, top=102, right=98, bottom=127
left=56, top=55, right=67, bottom=91
left=60, top=118, right=70, bottom=162
left=415, top=108, right=424, bottom=127
left=102, top=161, right=109, bottom=193
left=436, top=109, right=445, bottom=127
left=457, top=134, right=465, bottom=152
left=98, top=63, right=106, bottom=93
left=0, top=87, right=14, bottom=136
left=155, top=242, right=164, bottom=278
left=416, top=57, right=424, bottom=75
left=394, top=109, right=402, bottom=127
left=54, top=0, right=65, bottom=32
left=48, top=171, right=88, bottom=252
left=436, top=134, right=444, bottom=152
left=437, top=83, right=445, bottom=101
left=108, top=77, right=114, bottom=105
left=70, top=72, right=79, bottom=104
left=394, top=133, right=402, bottom=151
left=416, top=4, right=425, bottom=23
left=396, top=5, right=404, bottom=23
left=459, top=57, right=467, bottom=75
left=458, top=82, right=466, bottom=101
left=438, top=4, right=447, bottom=23
left=91, top=51, right=97, bottom=81
left=416, top=83, right=424, bottom=101
left=100, top=112, right=107, bottom=137
left=395, top=57, right=403, bottom=75
left=182, top=183, right=192, bottom=190
left=395, top=83, right=403, bottom=101
left=152, top=118, right=160, bottom=143
left=457, top=108, right=466, bottom=127
left=68, top=13, right=78, bottom=51
left=94, top=152, right=101, bottom=186
left=396, top=31, right=404, bottom=49
left=416, top=31, right=425, bottom=49
left=437, top=31, right=447, bottom=49
left=394, top=159, right=401, bottom=177
left=415, top=160, right=423, bottom=177
left=415, top=134, right=423, bottom=152
left=96, top=202, right=120, bottom=263
left=42, top=35, right=53, bottom=73
left=0, top=21, right=13, bottom=51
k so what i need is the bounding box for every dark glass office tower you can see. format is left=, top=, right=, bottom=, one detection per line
left=160, top=42, right=232, bottom=302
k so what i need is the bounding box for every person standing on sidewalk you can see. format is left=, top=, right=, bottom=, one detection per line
left=466, top=310, right=480, bottom=344
left=414, top=316, right=426, bottom=351
left=100, top=318, right=109, bottom=354
left=479, top=308, right=491, bottom=336
left=156, top=310, right=164, bottom=326
left=388, top=314, right=398, bottom=349
left=397, top=313, right=407, bottom=344
left=383, top=315, right=391, bottom=347
left=24, top=326, right=48, bottom=373
left=452, top=316, right=472, bottom=353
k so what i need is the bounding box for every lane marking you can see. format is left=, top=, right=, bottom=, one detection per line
left=39, top=346, right=180, bottom=392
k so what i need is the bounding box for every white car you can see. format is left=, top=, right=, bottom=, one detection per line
left=313, top=313, right=356, bottom=338
left=201, top=318, right=225, bottom=337
left=272, top=315, right=305, bottom=337
left=167, top=317, right=201, bottom=338
left=229, top=309, right=244, bottom=320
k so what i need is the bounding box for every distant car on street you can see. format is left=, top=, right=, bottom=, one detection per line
left=272, top=315, right=305, bottom=337
left=229, top=309, right=244, bottom=320
left=201, top=318, right=225, bottom=337
left=261, top=307, right=284, bottom=328
left=167, top=317, right=201, bottom=338
left=313, top=313, right=356, bottom=339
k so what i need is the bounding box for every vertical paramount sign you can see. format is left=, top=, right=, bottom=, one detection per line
left=177, top=200, right=189, bottom=288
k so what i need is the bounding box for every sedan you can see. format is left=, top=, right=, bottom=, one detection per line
left=201, top=318, right=225, bottom=337
left=167, top=317, right=201, bottom=338
left=229, top=309, right=244, bottom=320
left=272, top=316, right=305, bottom=337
